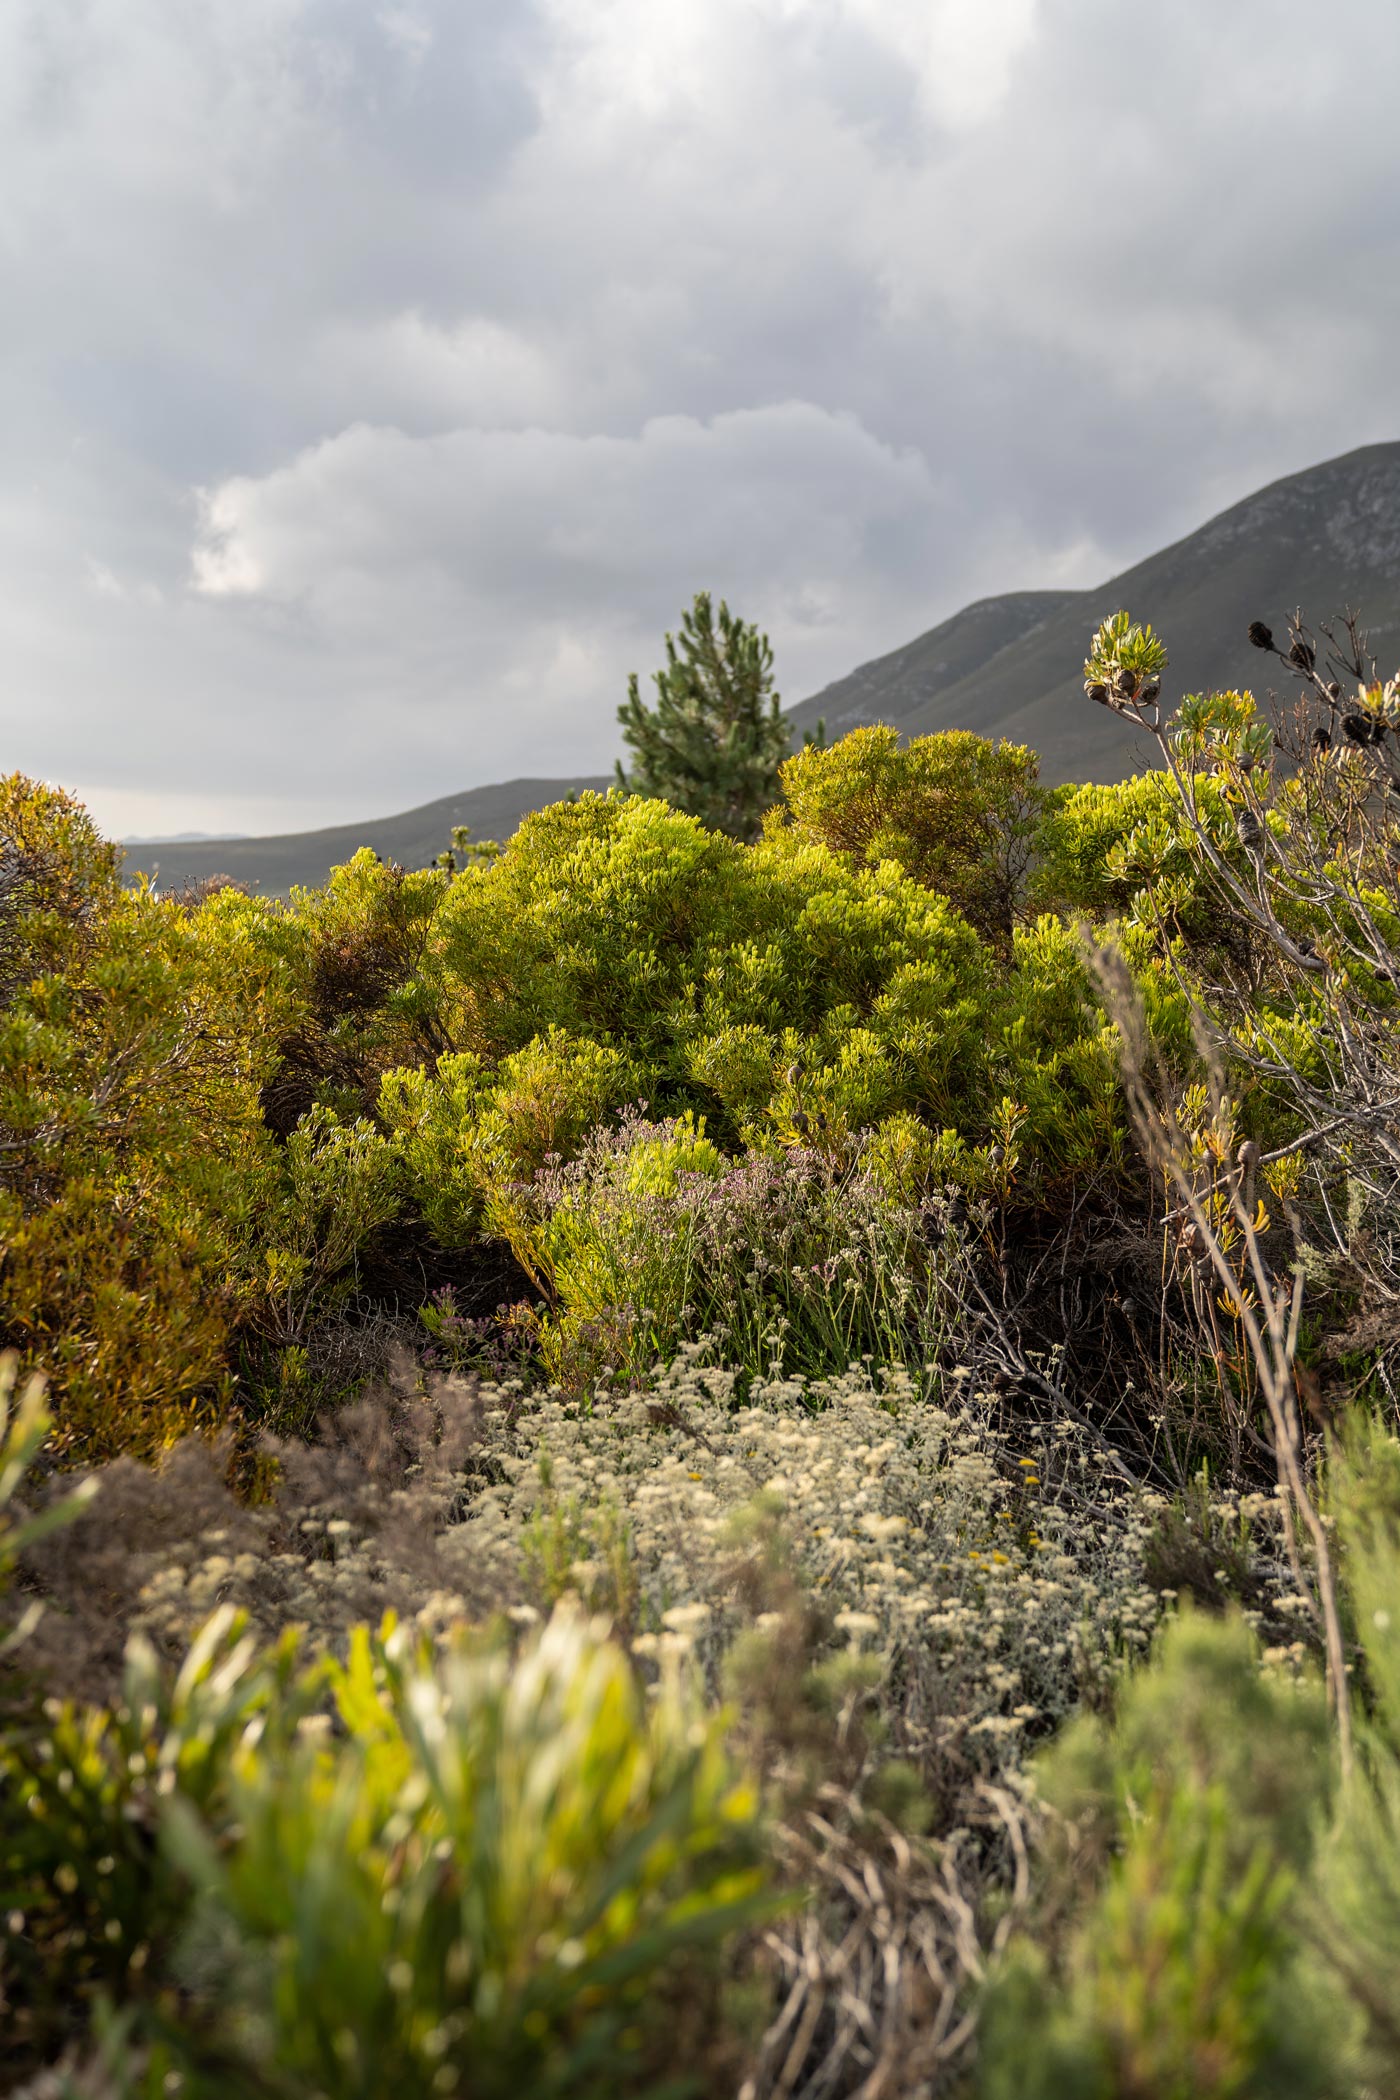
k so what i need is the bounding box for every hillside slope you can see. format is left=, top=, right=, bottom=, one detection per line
left=793, top=589, right=1082, bottom=740
left=787, top=440, right=1400, bottom=783
left=125, top=441, right=1400, bottom=892
left=124, top=776, right=611, bottom=896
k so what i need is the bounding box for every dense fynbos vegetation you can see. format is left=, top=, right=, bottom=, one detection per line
left=3, top=601, right=1400, bottom=2093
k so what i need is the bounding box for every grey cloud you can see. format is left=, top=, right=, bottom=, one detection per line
left=2, top=0, right=1397, bottom=836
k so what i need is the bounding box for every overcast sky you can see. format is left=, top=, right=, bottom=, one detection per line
left=5, top=0, right=1399, bottom=838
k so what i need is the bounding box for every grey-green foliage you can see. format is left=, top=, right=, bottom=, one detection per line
left=615, top=593, right=793, bottom=842
left=1313, top=1412, right=1400, bottom=2086
left=978, top=1413, right=1400, bottom=2098
left=978, top=1607, right=1340, bottom=2100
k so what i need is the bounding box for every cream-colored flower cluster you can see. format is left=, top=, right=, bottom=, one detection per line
left=113, top=1350, right=1294, bottom=1802
left=449, top=1353, right=1165, bottom=1789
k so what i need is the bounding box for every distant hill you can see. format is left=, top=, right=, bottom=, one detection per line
left=124, top=777, right=611, bottom=896
left=787, top=440, right=1400, bottom=784
left=128, top=441, right=1400, bottom=894
left=123, top=830, right=247, bottom=845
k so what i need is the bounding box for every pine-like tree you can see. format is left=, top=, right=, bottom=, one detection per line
left=615, top=592, right=798, bottom=841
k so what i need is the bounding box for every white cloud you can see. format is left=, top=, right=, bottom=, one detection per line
left=175, top=404, right=954, bottom=815
left=192, top=403, right=941, bottom=615
left=312, top=312, right=564, bottom=431
left=848, top=0, right=1041, bottom=127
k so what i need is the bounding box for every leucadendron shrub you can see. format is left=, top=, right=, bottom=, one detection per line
left=416, top=789, right=997, bottom=1136
left=0, top=779, right=410, bottom=1459
left=218, top=846, right=451, bottom=1136
left=1, top=1600, right=770, bottom=2097
left=774, top=724, right=1046, bottom=947
left=395, top=787, right=1129, bottom=1189
left=0, top=776, right=282, bottom=1457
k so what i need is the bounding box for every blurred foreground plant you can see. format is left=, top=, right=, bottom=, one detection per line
left=1, top=1600, right=771, bottom=2098
left=979, top=1405, right=1400, bottom=2097
left=977, top=1609, right=1340, bottom=2100
left=0, top=1351, right=98, bottom=1655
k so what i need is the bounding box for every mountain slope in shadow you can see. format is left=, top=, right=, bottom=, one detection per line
left=787, top=440, right=1400, bottom=784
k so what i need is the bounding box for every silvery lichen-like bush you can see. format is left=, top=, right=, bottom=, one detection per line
left=457, top=1356, right=1166, bottom=1786
left=25, top=1352, right=1177, bottom=1810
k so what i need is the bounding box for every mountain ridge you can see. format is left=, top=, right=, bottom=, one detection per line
left=785, top=439, right=1400, bottom=784
left=122, top=777, right=612, bottom=897
left=130, top=440, right=1400, bottom=893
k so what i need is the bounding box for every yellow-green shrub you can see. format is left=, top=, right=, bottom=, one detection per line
left=375, top=786, right=1145, bottom=1265
left=0, top=781, right=290, bottom=1455
left=0, top=781, right=405, bottom=1459
left=381, top=1030, right=643, bottom=1253
left=775, top=726, right=1045, bottom=946
left=1, top=1602, right=768, bottom=2097
left=225, top=849, right=450, bottom=1132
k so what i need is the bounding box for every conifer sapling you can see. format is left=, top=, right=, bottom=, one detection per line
left=615, top=591, right=797, bottom=841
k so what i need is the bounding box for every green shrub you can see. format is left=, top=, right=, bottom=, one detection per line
left=0, top=779, right=289, bottom=1456
left=233, top=848, right=450, bottom=1134
left=245, top=1103, right=402, bottom=1346
left=977, top=1609, right=1340, bottom=2099
left=416, top=788, right=998, bottom=1132
left=1, top=1600, right=769, bottom=2096
left=1307, top=1413, right=1400, bottom=2088
left=0, top=780, right=424, bottom=1458
left=776, top=726, right=1045, bottom=946
left=390, top=787, right=1131, bottom=1219
left=1033, top=770, right=1197, bottom=921
left=381, top=1029, right=643, bottom=1253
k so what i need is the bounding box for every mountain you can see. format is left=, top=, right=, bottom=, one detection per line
left=123, top=777, right=611, bottom=896
left=122, top=830, right=248, bottom=845
left=786, top=440, right=1400, bottom=784
left=790, top=588, right=1083, bottom=741
left=126, top=441, right=1400, bottom=894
